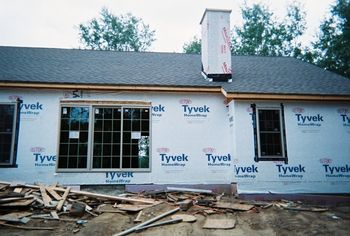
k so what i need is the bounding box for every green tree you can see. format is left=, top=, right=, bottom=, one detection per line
left=79, top=8, right=155, bottom=51
left=183, top=36, right=201, bottom=54
left=308, top=0, right=350, bottom=78
left=231, top=3, right=306, bottom=57
left=183, top=3, right=306, bottom=57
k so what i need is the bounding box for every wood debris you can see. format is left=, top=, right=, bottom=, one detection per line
left=0, top=180, right=330, bottom=234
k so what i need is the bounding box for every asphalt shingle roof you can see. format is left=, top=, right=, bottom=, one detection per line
left=1, top=46, right=350, bottom=96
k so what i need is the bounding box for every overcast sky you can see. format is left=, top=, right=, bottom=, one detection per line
left=0, top=0, right=335, bottom=52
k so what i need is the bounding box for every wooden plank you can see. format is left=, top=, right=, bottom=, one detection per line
left=135, top=218, right=182, bottom=232
left=56, top=187, right=70, bottom=211
left=0, top=196, right=32, bottom=204
left=46, top=187, right=62, bottom=201
left=13, top=187, right=23, bottom=193
left=134, top=210, right=143, bottom=223
left=0, top=181, right=156, bottom=205
left=50, top=211, right=60, bottom=220
left=202, top=218, right=236, bottom=229
left=0, top=212, right=32, bottom=223
left=0, top=198, right=35, bottom=207
left=0, top=221, right=56, bottom=230
left=213, top=202, right=254, bottom=211
left=39, top=185, right=52, bottom=207
left=113, top=207, right=180, bottom=236
left=171, top=214, right=197, bottom=222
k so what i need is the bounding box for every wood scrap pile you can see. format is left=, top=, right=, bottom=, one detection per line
left=0, top=182, right=329, bottom=235
left=0, top=181, right=159, bottom=232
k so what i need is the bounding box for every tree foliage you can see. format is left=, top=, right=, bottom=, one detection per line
left=183, top=37, right=201, bottom=54
left=183, top=3, right=306, bottom=57
left=231, top=3, right=306, bottom=57
left=79, top=8, right=155, bottom=51
left=307, top=0, right=350, bottom=78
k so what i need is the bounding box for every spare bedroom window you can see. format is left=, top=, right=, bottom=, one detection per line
left=0, top=102, right=19, bottom=166
left=57, top=105, right=150, bottom=171
left=251, top=104, right=288, bottom=163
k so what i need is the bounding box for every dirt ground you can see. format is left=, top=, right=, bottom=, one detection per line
left=1, top=200, right=349, bottom=236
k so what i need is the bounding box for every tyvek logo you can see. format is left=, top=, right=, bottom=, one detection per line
left=203, top=147, right=231, bottom=167
left=157, top=147, right=188, bottom=167
left=293, top=107, right=323, bottom=127
left=8, top=95, right=23, bottom=101
left=31, top=147, right=56, bottom=167
left=20, top=102, right=43, bottom=115
left=338, top=108, right=350, bottom=127
left=319, top=158, right=332, bottom=164
left=179, top=99, right=210, bottom=118
left=234, top=165, right=258, bottom=179
left=105, top=172, right=134, bottom=184
left=152, top=104, right=165, bottom=117
left=276, top=164, right=305, bottom=178
left=323, top=164, right=350, bottom=178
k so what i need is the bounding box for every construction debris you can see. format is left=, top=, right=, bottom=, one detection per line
left=0, top=180, right=333, bottom=235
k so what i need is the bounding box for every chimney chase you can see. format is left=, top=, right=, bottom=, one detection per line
left=200, top=9, right=232, bottom=82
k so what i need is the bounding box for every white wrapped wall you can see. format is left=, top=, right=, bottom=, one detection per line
left=0, top=88, right=231, bottom=186
left=232, top=101, right=350, bottom=193
left=0, top=88, right=349, bottom=193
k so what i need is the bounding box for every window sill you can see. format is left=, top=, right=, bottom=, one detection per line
left=254, top=156, right=287, bottom=163
left=0, top=164, right=18, bottom=168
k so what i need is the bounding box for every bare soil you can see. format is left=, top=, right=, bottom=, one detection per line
left=1, top=202, right=349, bottom=236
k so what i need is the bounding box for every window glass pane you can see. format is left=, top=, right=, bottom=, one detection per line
left=103, top=108, right=113, bottom=119
left=103, top=132, right=112, bottom=143
left=122, top=156, right=131, bottom=168
left=113, top=108, right=121, bottom=119
left=112, top=132, right=121, bottom=143
left=123, top=119, right=131, bottom=131
left=103, top=120, right=112, bottom=131
left=258, top=109, right=282, bottom=157
left=68, top=156, right=77, bottom=168
left=141, top=120, right=149, bottom=132
left=113, top=120, right=121, bottom=131
left=93, top=156, right=101, bottom=168
left=58, top=106, right=89, bottom=169
left=78, top=156, right=87, bottom=168
left=123, top=108, right=131, bottom=119
left=141, top=108, right=149, bottom=119
left=102, top=157, right=111, bottom=168
left=112, top=144, right=120, bottom=156
left=132, top=120, right=141, bottom=131
left=131, top=109, right=140, bottom=120
left=0, top=104, right=15, bottom=164
left=58, top=156, right=67, bottom=168
left=111, top=156, right=120, bottom=168
left=138, top=136, right=149, bottom=168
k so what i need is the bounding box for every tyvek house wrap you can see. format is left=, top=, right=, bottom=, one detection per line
left=0, top=89, right=349, bottom=194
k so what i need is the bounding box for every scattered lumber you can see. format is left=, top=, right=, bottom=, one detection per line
left=213, top=202, right=254, bottom=211
left=113, top=207, right=180, bottom=236
left=171, top=214, right=197, bottom=222
left=0, top=221, right=57, bottom=230
left=135, top=218, right=182, bottom=232
left=56, top=187, right=70, bottom=211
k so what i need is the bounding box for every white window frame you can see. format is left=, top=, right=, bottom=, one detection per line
left=0, top=102, right=18, bottom=166
left=56, top=102, right=151, bottom=172
left=256, top=107, right=285, bottom=158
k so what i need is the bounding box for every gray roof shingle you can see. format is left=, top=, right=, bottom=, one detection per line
left=0, top=46, right=349, bottom=96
